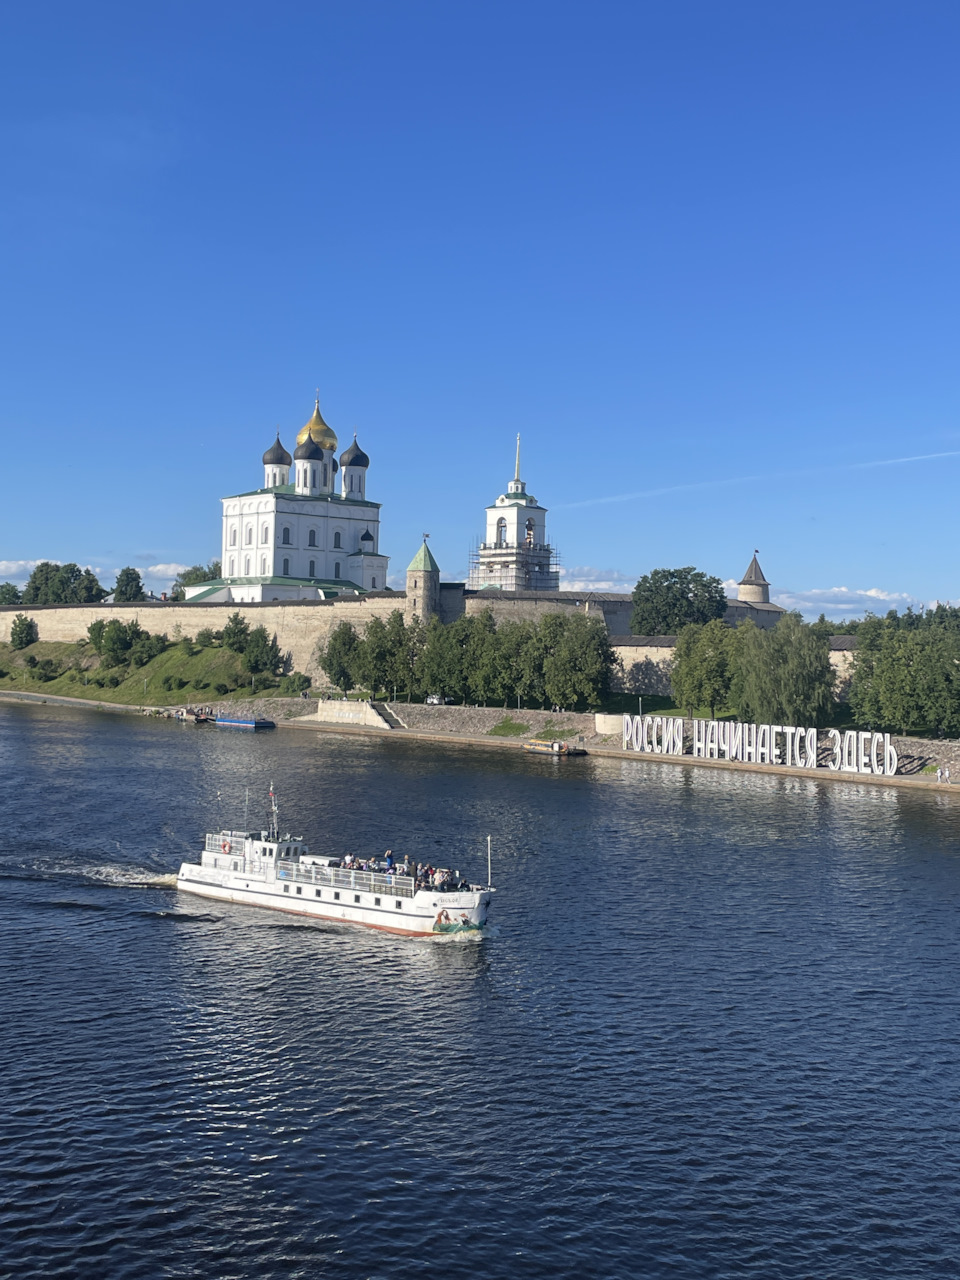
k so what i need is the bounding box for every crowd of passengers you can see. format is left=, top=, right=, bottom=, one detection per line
left=334, top=852, right=469, bottom=892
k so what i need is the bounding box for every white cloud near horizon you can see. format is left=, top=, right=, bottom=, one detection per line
left=557, top=565, right=637, bottom=593
left=144, top=562, right=191, bottom=580
left=0, top=559, right=42, bottom=582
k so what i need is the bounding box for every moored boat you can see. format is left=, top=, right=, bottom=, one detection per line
left=176, top=790, right=495, bottom=936
left=523, top=739, right=587, bottom=756
left=215, top=716, right=275, bottom=730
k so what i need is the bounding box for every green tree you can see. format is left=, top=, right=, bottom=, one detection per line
left=670, top=619, right=735, bottom=716
left=114, top=568, right=145, bottom=602
left=353, top=616, right=392, bottom=695
left=630, top=566, right=727, bottom=636
left=222, top=612, right=250, bottom=653
left=0, top=583, right=22, bottom=605
left=21, top=562, right=107, bottom=604
left=540, top=614, right=614, bottom=709
left=734, top=613, right=834, bottom=726
left=318, top=622, right=359, bottom=692
left=87, top=619, right=107, bottom=653
left=464, top=610, right=500, bottom=705
left=10, top=614, right=38, bottom=649
left=171, top=561, right=222, bottom=600
left=100, top=619, right=144, bottom=667
left=242, top=626, right=282, bottom=675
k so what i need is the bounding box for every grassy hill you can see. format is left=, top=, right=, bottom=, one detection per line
left=0, top=637, right=307, bottom=707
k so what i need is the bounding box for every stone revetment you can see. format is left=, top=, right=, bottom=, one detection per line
left=622, top=714, right=899, bottom=777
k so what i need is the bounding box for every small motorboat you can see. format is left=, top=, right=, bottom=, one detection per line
left=523, top=739, right=587, bottom=756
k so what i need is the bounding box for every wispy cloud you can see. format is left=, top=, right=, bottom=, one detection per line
left=558, top=565, right=637, bottom=593
left=0, top=559, right=42, bottom=582
left=144, top=563, right=191, bottom=581
left=554, top=450, right=960, bottom=511
left=772, top=585, right=926, bottom=622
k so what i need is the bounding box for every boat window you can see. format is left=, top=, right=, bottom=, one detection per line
left=354, top=894, right=361, bottom=903
left=283, top=885, right=290, bottom=893
left=296, top=887, right=302, bottom=895
left=315, top=889, right=321, bottom=898
left=374, top=897, right=381, bottom=906
left=334, top=891, right=340, bottom=900
left=395, top=900, right=402, bottom=909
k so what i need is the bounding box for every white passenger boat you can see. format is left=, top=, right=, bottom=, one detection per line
left=176, top=790, right=495, bottom=936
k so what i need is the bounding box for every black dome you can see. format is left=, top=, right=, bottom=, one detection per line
left=360, top=529, right=374, bottom=542
left=262, top=435, right=292, bottom=466
left=340, top=436, right=370, bottom=469
left=294, top=435, right=324, bottom=460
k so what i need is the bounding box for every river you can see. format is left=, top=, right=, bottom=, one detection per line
left=2, top=701, right=960, bottom=1278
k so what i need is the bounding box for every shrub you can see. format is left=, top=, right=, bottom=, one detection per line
left=196, top=628, right=215, bottom=647
left=10, top=614, right=38, bottom=649
left=192, top=679, right=208, bottom=691
left=23, top=653, right=38, bottom=668
left=214, top=682, right=229, bottom=696
left=178, top=636, right=194, bottom=655
left=279, top=672, right=311, bottom=696
left=222, top=613, right=250, bottom=653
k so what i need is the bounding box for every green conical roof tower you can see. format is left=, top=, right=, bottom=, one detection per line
left=407, top=540, right=440, bottom=573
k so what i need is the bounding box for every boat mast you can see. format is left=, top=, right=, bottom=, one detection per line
left=487, top=834, right=492, bottom=888
left=268, top=784, right=279, bottom=842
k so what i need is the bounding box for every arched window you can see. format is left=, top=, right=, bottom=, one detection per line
left=229, top=557, right=235, bottom=575
left=525, top=517, right=535, bottom=545
left=230, top=528, right=237, bottom=547
left=261, top=524, right=268, bottom=543
left=496, top=517, right=507, bottom=546
left=349, top=475, right=354, bottom=491
left=333, top=531, right=341, bottom=549
left=322, top=463, right=328, bottom=487
left=308, top=560, right=315, bottom=578
left=412, top=578, right=418, bottom=589
left=282, top=558, right=290, bottom=576
left=371, top=577, right=377, bottom=589
left=311, top=467, right=317, bottom=488
left=308, top=529, right=316, bottom=547
left=334, top=562, right=340, bottom=579
left=245, top=526, right=252, bottom=545
left=244, top=556, right=250, bottom=575
left=260, top=557, right=266, bottom=574
left=282, top=527, right=291, bottom=545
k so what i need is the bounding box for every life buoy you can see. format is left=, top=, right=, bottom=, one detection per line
left=221, top=840, right=231, bottom=853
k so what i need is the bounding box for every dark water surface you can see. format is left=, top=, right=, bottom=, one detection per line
left=3, top=703, right=960, bottom=1279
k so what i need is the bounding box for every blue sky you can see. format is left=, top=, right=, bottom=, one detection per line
left=1, top=1, right=959, bottom=619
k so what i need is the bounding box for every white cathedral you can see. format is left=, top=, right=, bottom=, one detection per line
left=185, top=397, right=389, bottom=602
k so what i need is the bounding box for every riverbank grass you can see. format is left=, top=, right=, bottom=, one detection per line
left=0, top=639, right=308, bottom=708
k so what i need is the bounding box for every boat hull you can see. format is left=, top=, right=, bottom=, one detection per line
left=176, top=864, right=492, bottom=937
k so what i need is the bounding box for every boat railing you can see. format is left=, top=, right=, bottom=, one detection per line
left=276, top=860, right=416, bottom=899
left=205, top=831, right=250, bottom=853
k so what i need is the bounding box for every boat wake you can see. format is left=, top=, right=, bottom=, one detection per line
left=0, top=860, right=178, bottom=890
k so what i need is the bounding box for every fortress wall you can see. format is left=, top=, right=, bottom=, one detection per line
left=0, top=597, right=407, bottom=678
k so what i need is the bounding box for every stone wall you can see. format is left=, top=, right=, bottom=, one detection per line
left=0, top=598, right=406, bottom=680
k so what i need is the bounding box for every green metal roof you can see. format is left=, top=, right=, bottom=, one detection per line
left=225, top=487, right=380, bottom=508
left=407, top=541, right=440, bottom=573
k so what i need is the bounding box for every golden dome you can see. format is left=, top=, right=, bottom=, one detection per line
left=296, top=396, right=337, bottom=451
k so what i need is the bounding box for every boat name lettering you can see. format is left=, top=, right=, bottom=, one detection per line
left=622, top=715, right=898, bottom=776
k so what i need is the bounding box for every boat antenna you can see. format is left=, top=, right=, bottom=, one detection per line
left=268, top=784, right=279, bottom=842
left=487, top=834, right=492, bottom=888
left=243, top=787, right=249, bottom=832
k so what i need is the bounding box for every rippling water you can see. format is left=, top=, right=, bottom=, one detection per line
left=3, top=702, right=960, bottom=1278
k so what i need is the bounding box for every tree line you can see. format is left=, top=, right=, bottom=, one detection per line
left=317, top=609, right=615, bottom=708
left=849, top=606, right=960, bottom=735
left=0, top=559, right=223, bottom=606
left=670, top=614, right=836, bottom=726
